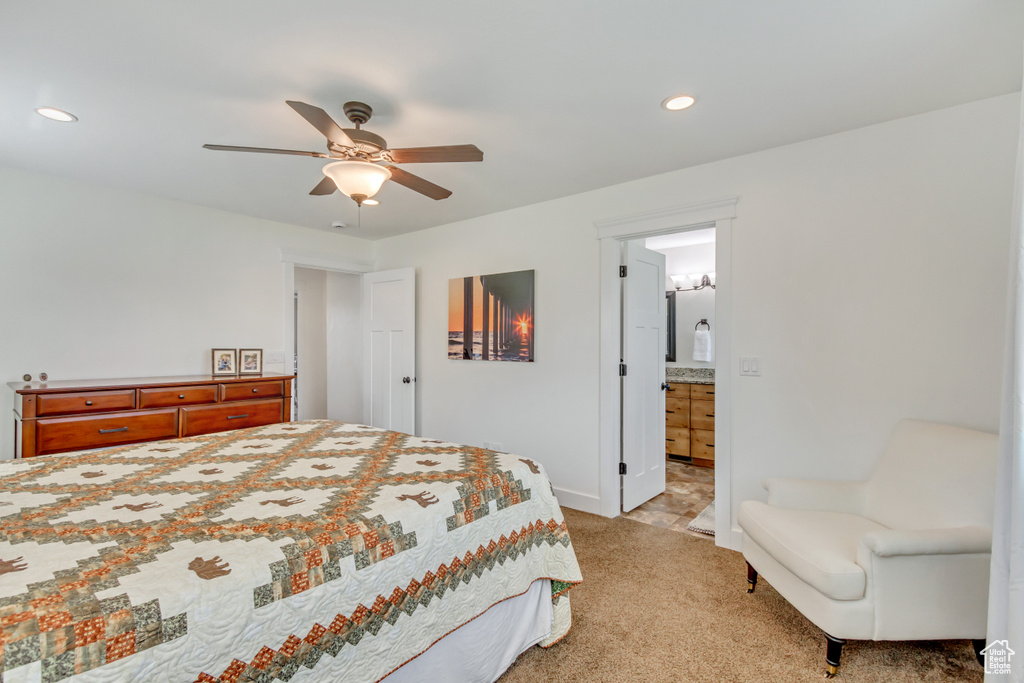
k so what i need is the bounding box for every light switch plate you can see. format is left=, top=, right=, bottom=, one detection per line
left=740, top=357, right=761, bottom=376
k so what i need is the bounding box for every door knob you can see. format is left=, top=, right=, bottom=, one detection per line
left=661, top=383, right=670, bottom=391
left=402, top=376, right=411, bottom=384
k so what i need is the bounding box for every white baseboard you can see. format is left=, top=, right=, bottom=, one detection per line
left=552, top=487, right=602, bottom=515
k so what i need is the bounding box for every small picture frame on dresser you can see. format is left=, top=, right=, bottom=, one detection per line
left=212, top=348, right=237, bottom=376
left=238, top=348, right=263, bottom=375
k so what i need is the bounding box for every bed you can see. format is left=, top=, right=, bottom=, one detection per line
left=0, top=420, right=582, bottom=682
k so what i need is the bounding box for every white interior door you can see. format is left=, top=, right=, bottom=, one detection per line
left=362, top=268, right=416, bottom=434
left=621, top=241, right=667, bottom=511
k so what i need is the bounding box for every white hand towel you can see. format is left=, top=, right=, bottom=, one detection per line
left=693, top=329, right=712, bottom=362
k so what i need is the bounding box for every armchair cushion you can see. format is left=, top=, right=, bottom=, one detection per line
left=739, top=500, right=887, bottom=600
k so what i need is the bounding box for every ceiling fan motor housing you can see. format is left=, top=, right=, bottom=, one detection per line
left=329, top=128, right=388, bottom=157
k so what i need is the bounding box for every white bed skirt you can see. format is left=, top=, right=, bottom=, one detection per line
left=382, top=578, right=553, bottom=683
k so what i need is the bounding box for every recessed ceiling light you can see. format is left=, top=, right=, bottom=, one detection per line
left=35, top=107, right=78, bottom=122
left=661, top=95, right=696, bottom=111
left=361, top=199, right=379, bottom=206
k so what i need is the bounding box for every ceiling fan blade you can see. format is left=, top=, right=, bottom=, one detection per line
left=385, top=165, right=452, bottom=200
left=310, top=176, right=337, bottom=196
left=285, top=100, right=356, bottom=148
left=387, top=144, right=484, bottom=164
left=203, top=144, right=328, bottom=158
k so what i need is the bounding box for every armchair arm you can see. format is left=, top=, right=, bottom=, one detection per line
left=763, top=478, right=865, bottom=514
left=861, top=526, right=992, bottom=557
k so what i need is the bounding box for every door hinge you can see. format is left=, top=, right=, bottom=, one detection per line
left=619, top=265, right=627, bottom=277
left=619, top=462, right=627, bottom=475
left=618, top=363, right=627, bottom=376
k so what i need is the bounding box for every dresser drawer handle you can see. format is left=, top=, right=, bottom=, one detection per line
left=708, top=444, right=714, bottom=448
left=227, top=414, right=249, bottom=420
left=666, top=410, right=675, bottom=414
left=99, top=427, right=127, bottom=434
left=666, top=438, right=675, bottom=442
left=252, top=388, right=259, bottom=393
left=85, top=401, right=93, bottom=406
left=706, top=414, right=715, bottom=417
left=179, top=394, right=186, bottom=399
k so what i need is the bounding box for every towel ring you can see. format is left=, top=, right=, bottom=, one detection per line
left=695, top=319, right=710, bottom=331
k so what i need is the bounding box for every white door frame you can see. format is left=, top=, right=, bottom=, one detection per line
left=281, top=248, right=374, bottom=419
left=595, top=197, right=739, bottom=549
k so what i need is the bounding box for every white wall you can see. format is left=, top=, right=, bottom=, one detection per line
left=375, top=211, right=602, bottom=510
left=375, top=93, right=1020, bottom=528
left=325, top=271, right=362, bottom=422
left=654, top=242, right=716, bottom=368
left=0, top=166, right=373, bottom=460
left=295, top=267, right=328, bottom=419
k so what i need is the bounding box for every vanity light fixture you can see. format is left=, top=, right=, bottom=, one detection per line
left=35, top=107, right=78, bottom=122
left=661, top=94, right=696, bottom=111
left=671, top=273, right=715, bottom=292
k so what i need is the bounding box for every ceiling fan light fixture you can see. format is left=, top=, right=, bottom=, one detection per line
left=361, top=199, right=379, bottom=206
left=661, top=94, right=696, bottom=111
left=35, top=107, right=78, bottom=122
left=322, top=160, right=392, bottom=204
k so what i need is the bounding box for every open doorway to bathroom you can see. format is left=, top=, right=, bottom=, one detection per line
left=622, top=229, right=717, bottom=538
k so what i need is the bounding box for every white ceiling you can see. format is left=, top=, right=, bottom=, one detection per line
left=2, top=2, right=1022, bottom=241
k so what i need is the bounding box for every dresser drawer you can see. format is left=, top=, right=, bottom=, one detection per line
left=139, top=385, right=218, bottom=409
left=666, top=426, right=691, bottom=457
left=180, top=399, right=283, bottom=437
left=36, top=390, right=136, bottom=417
left=221, top=381, right=283, bottom=402
left=690, top=399, right=715, bottom=431
left=690, top=384, right=715, bottom=401
left=692, top=428, right=715, bottom=461
left=35, top=409, right=178, bottom=455
left=665, top=382, right=690, bottom=399
left=665, top=398, right=690, bottom=428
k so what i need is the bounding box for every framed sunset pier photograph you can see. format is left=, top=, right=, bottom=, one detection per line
left=448, top=269, right=534, bottom=362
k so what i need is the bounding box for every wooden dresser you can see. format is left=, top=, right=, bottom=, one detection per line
left=10, top=373, right=294, bottom=459
left=665, top=381, right=715, bottom=468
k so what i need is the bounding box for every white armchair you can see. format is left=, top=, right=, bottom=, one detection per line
left=739, top=419, right=999, bottom=676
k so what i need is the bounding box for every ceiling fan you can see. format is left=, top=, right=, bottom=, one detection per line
left=204, top=100, right=483, bottom=206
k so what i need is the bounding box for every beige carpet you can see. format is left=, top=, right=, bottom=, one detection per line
left=499, top=508, right=981, bottom=683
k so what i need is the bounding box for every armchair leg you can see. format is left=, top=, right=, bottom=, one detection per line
left=746, top=562, right=758, bottom=593
left=972, top=639, right=985, bottom=667
left=824, top=634, right=845, bottom=678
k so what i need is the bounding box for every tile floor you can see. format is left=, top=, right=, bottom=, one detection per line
left=621, top=459, right=715, bottom=538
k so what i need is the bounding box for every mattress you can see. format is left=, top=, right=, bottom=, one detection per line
left=0, top=420, right=582, bottom=682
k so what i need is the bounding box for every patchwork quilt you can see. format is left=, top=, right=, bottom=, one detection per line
left=0, top=420, right=582, bottom=682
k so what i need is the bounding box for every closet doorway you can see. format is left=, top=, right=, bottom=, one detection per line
left=292, top=266, right=362, bottom=422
